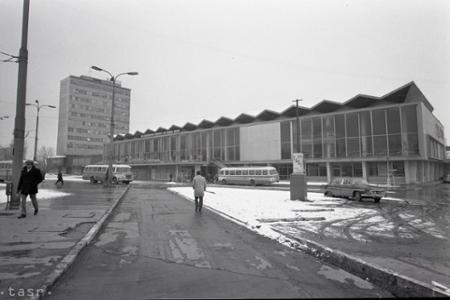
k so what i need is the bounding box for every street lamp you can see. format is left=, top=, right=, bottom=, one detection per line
left=26, top=100, right=56, bottom=161
left=90, top=66, right=138, bottom=186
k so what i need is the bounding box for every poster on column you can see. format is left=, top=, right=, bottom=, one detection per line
left=292, top=153, right=305, bottom=174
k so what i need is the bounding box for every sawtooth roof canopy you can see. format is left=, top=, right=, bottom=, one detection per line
left=114, top=81, right=432, bottom=141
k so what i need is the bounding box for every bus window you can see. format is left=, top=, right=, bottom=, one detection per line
left=230, top=170, right=235, bottom=175
left=225, top=170, right=229, bottom=175
left=263, top=170, right=268, bottom=175
left=270, top=169, right=277, bottom=175
left=243, top=170, right=248, bottom=175
left=249, top=170, right=255, bottom=175
left=236, top=170, right=242, bottom=175
left=256, top=170, right=262, bottom=175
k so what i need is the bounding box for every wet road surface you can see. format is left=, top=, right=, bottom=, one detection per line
left=47, top=183, right=391, bottom=299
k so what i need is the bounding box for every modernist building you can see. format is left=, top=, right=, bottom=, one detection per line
left=56, top=75, right=131, bottom=172
left=105, top=82, right=446, bottom=184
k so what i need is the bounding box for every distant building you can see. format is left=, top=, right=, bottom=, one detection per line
left=56, top=75, right=131, bottom=172
left=106, top=81, right=446, bottom=185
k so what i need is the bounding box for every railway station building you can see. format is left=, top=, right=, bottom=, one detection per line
left=104, top=82, right=447, bottom=184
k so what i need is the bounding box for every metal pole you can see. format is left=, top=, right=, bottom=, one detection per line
left=10, top=0, right=30, bottom=209
left=33, top=104, right=39, bottom=161
left=292, top=99, right=302, bottom=153
left=108, top=77, right=116, bottom=186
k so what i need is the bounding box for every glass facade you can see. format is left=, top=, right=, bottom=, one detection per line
left=110, top=104, right=426, bottom=183
left=280, top=104, right=419, bottom=160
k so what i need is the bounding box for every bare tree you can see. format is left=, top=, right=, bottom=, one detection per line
left=36, top=145, right=55, bottom=173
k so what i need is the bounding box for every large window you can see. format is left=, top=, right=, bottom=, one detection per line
left=346, top=112, right=360, bottom=157
left=359, top=111, right=372, bottom=157
left=401, top=105, right=419, bottom=155
left=386, top=107, right=402, bottom=156
left=213, top=129, right=225, bottom=160
left=323, top=116, right=335, bottom=158
left=301, top=119, right=312, bottom=158
left=312, top=118, right=322, bottom=158
left=280, top=121, right=291, bottom=159
left=335, top=114, right=346, bottom=158
left=226, top=128, right=239, bottom=161
left=372, top=109, right=387, bottom=155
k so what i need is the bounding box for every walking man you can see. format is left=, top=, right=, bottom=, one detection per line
left=17, top=160, right=43, bottom=219
left=55, top=169, right=64, bottom=187
left=192, top=170, right=207, bottom=212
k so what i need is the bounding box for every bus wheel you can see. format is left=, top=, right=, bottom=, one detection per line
left=221, top=179, right=227, bottom=185
left=90, top=177, right=96, bottom=184
left=250, top=179, right=256, bottom=186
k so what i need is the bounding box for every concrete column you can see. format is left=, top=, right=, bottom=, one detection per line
left=362, top=161, right=368, bottom=181
left=326, top=162, right=332, bottom=183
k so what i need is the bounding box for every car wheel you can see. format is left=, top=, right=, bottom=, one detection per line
left=250, top=179, right=256, bottom=186
left=354, top=191, right=362, bottom=202
left=374, top=197, right=381, bottom=203
left=221, top=179, right=227, bottom=185
left=112, top=177, right=118, bottom=185
left=90, top=177, right=96, bottom=184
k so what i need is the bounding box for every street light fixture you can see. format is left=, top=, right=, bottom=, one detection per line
left=90, top=66, right=138, bottom=186
left=26, top=100, right=56, bottom=161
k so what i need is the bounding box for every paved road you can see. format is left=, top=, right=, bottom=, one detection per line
left=47, top=183, right=391, bottom=299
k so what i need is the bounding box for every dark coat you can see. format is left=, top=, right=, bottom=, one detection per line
left=17, top=166, right=43, bottom=195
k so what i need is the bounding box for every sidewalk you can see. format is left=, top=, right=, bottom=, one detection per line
left=0, top=179, right=129, bottom=299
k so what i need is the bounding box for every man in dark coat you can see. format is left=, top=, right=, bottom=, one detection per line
left=17, top=160, right=43, bottom=218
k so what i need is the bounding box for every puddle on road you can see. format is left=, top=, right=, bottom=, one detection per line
left=318, top=265, right=374, bottom=290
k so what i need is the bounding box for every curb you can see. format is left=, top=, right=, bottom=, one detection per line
left=272, top=229, right=450, bottom=298
left=30, top=184, right=131, bottom=300
left=167, top=188, right=450, bottom=298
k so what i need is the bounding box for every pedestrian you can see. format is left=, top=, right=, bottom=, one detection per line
left=16, top=160, right=43, bottom=219
left=192, top=170, right=207, bottom=212
left=55, top=169, right=64, bottom=187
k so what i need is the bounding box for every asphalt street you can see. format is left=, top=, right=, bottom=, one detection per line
left=46, top=183, right=391, bottom=299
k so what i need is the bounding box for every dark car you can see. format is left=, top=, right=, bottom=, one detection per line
left=324, top=177, right=385, bottom=203
left=443, top=173, right=450, bottom=183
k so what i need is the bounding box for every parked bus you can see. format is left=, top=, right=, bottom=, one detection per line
left=218, top=166, right=279, bottom=186
left=82, top=164, right=134, bottom=184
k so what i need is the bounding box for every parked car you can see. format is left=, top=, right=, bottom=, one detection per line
left=324, top=177, right=386, bottom=203
left=443, top=173, right=450, bottom=183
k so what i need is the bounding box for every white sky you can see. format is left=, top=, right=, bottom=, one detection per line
left=0, top=0, right=449, bottom=156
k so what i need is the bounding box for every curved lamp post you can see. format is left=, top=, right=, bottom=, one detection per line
left=90, top=66, right=138, bottom=186
left=26, top=100, right=56, bottom=161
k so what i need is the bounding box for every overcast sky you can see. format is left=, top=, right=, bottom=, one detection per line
left=0, top=0, right=449, bottom=157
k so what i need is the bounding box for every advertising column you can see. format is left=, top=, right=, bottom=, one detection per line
left=290, top=153, right=307, bottom=200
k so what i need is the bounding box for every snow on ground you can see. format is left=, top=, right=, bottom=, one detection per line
left=0, top=187, right=72, bottom=204
left=168, top=186, right=447, bottom=242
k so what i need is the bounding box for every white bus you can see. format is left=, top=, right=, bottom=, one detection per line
left=218, top=166, right=280, bottom=186
left=82, top=164, right=134, bottom=184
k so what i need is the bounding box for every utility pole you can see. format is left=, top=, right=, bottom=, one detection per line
left=292, top=99, right=302, bottom=153
left=10, top=0, right=30, bottom=209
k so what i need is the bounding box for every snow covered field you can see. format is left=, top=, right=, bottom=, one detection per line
left=168, top=186, right=447, bottom=243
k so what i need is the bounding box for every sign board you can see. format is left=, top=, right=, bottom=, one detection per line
left=292, top=153, right=305, bottom=174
